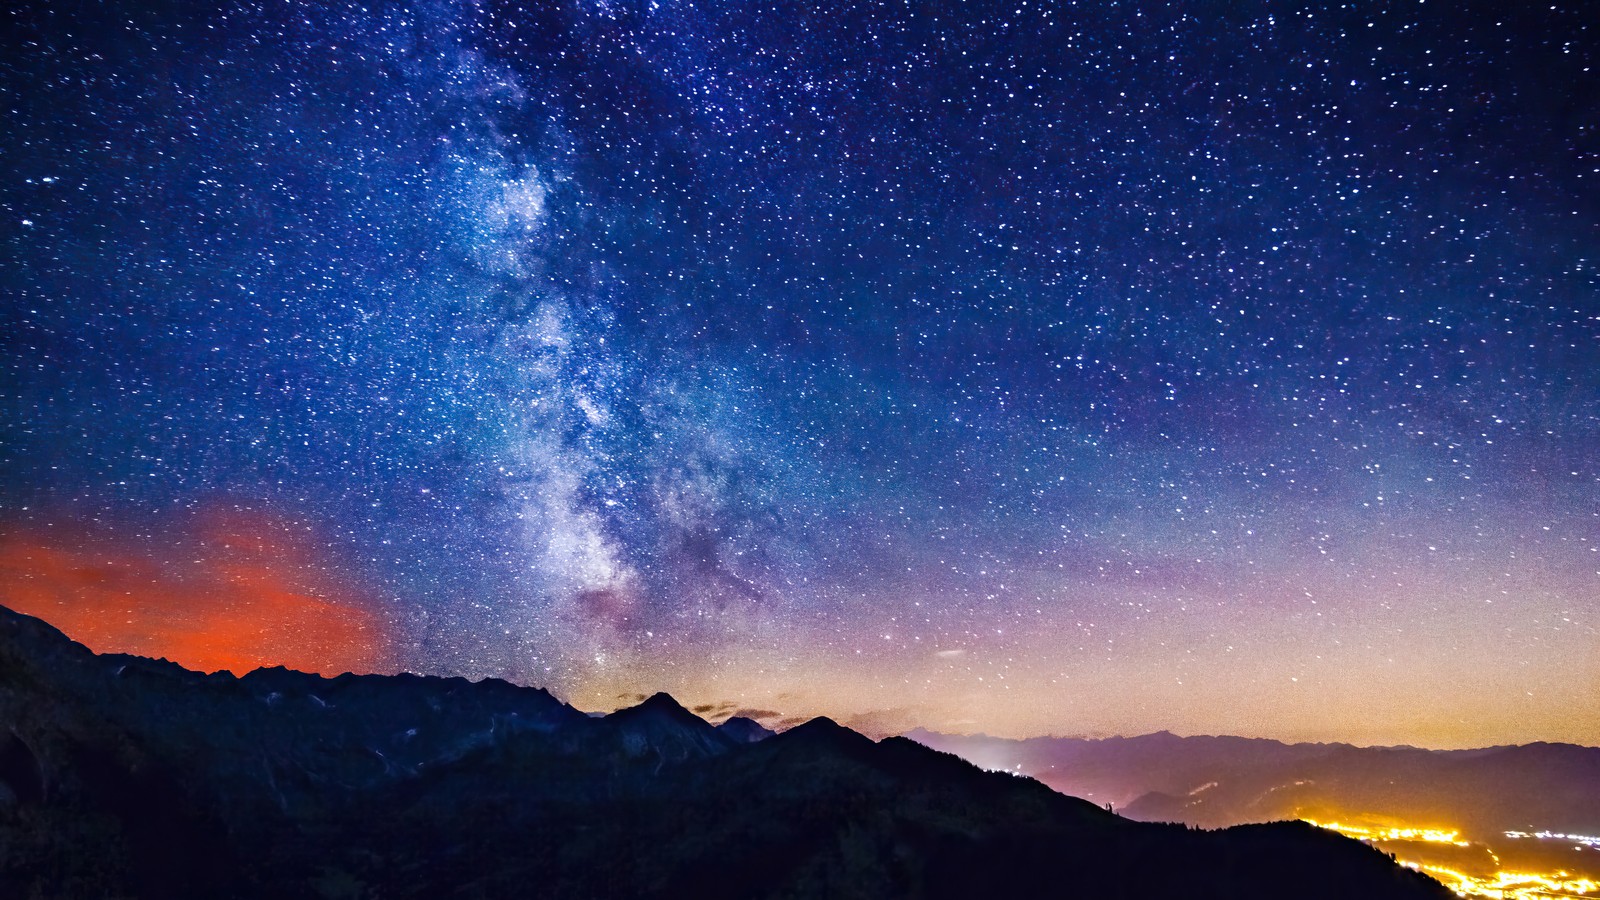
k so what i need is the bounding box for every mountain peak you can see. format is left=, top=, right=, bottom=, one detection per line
left=640, top=690, right=685, bottom=709
left=613, top=691, right=698, bottom=720
left=717, top=716, right=775, bottom=743
left=775, top=716, right=875, bottom=754
left=601, top=691, right=733, bottom=761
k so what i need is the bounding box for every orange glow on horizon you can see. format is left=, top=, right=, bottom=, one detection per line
left=0, top=511, right=393, bottom=676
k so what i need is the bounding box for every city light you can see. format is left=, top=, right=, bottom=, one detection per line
left=1303, top=820, right=1599, bottom=900
left=1408, top=863, right=1599, bottom=900
left=1505, top=831, right=1600, bottom=851
left=1300, top=818, right=1469, bottom=847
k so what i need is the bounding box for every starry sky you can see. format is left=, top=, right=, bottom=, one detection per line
left=3, top=0, right=1596, bottom=749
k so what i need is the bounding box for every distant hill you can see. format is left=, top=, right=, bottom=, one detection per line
left=903, top=728, right=1600, bottom=836
left=0, top=604, right=1448, bottom=899
left=717, top=714, right=778, bottom=743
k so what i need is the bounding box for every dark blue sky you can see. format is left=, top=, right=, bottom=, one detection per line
left=3, top=0, right=1596, bottom=746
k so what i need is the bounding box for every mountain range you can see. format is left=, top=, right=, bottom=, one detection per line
left=906, top=727, right=1600, bottom=882
left=905, top=727, right=1600, bottom=830
left=0, top=603, right=1449, bottom=899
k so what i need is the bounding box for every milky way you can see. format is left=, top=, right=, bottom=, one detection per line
left=2, top=0, right=1596, bottom=747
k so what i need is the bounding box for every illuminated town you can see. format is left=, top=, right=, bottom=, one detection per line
left=1304, top=819, right=1600, bottom=900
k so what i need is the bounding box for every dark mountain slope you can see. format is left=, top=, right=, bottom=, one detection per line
left=0, top=604, right=1449, bottom=899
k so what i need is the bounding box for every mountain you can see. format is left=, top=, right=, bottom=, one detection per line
left=906, top=728, right=1600, bottom=886
left=0, top=604, right=1448, bottom=899
left=717, top=715, right=777, bottom=743
left=600, top=691, right=737, bottom=763
left=904, top=728, right=1600, bottom=835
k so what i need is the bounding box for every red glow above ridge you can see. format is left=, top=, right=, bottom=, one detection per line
left=0, top=511, right=393, bottom=676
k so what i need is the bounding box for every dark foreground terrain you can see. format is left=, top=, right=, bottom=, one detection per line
left=0, top=604, right=1448, bottom=899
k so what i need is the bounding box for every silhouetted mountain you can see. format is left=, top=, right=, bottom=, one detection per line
left=0, top=604, right=1449, bottom=899
left=717, top=715, right=776, bottom=743
left=599, top=691, right=736, bottom=763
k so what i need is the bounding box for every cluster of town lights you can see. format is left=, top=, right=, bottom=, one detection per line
left=1302, top=819, right=1598, bottom=899
left=1505, top=831, right=1600, bottom=850
left=1408, top=863, right=1598, bottom=900
left=1299, top=818, right=1469, bottom=847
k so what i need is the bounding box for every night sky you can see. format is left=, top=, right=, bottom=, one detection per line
left=3, top=0, right=1596, bottom=748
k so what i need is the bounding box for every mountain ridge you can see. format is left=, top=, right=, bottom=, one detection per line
left=907, top=727, right=1600, bottom=837
left=0, top=604, right=1450, bottom=899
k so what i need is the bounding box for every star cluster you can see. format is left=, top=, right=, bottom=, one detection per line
left=2, top=0, right=1596, bottom=747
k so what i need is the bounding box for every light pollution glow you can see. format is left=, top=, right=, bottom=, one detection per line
left=0, top=515, right=393, bottom=677
left=4, top=512, right=1597, bottom=749
left=1305, top=819, right=1600, bottom=900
